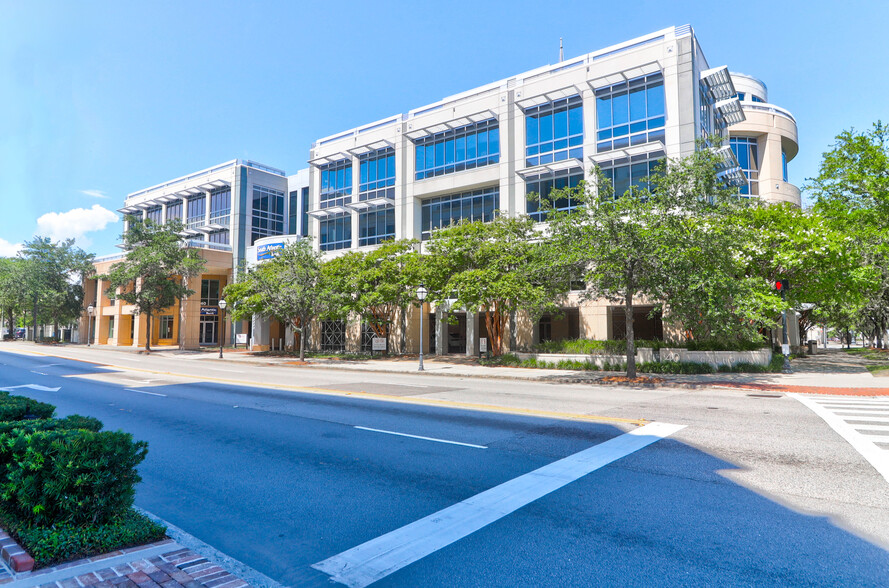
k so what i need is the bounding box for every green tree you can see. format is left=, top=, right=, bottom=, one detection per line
left=424, top=216, right=563, bottom=356
left=224, top=239, right=334, bottom=361
left=18, top=237, right=94, bottom=341
left=101, top=218, right=205, bottom=352
left=808, top=121, right=889, bottom=347
left=322, top=240, right=422, bottom=353
left=0, top=258, right=29, bottom=337
left=545, top=148, right=746, bottom=377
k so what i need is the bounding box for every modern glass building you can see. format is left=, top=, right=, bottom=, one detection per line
left=304, top=25, right=794, bottom=354
left=81, top=160, right=310, bottom=350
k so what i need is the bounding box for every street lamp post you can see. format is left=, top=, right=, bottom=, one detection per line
left=87, top=304, right=94, bottom=347
left=417, top=286, right=428, bottom=372
left=218, top=299, right=227, bottom=359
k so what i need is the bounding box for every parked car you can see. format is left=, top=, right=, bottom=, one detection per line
left=14, top=328, right=25, bottom=340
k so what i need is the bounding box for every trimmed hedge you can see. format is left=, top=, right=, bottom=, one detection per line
left=0, top=392, right=55, bottom=421
left=0, top=506, right=165, bottom=567
left=533, top=338, right=767, bottom=354
left=638, top=361, right=715, bottom=374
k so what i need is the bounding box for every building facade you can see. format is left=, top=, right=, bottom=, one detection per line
left=81, top=160, right=310, bottom=349
left=303, top=25, right=785, bottom=355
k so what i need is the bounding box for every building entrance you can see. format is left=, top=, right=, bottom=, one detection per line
left=199, top=316, right=218, bottom=345
left=447, top=312, right=466, bottom=354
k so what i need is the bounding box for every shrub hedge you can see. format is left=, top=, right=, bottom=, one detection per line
left=533, top=338, right=767, bottom=354
left=0, top=392, right=163, bottom=566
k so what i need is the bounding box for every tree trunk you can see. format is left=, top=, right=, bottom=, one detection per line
left=145, top=312, right=152, bottom=352
left=625, top=291, right=636, bottom=378
left=31, top=294, right=37, bottom=342
left=400, top=307, right=406, bottom=355
left=298, top=315, right=307, bottom=362
left=53, top=320, right=59, bottom=342
left=6, top=309, right=12, bottom=339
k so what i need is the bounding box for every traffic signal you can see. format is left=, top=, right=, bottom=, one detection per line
left=774, top=279, right=789, bottom=292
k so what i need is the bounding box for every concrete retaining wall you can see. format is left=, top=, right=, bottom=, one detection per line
left=517, top=348, right=772, bottom=368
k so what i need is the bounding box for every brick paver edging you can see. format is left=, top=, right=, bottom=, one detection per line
left=708, top=381, right=889, bottom=396
left=0, top=529, right=34, bottom=572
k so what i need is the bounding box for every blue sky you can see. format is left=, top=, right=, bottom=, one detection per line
left=1, top=0, right=886, bottom=256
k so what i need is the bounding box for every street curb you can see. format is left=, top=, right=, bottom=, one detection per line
left=0, top=528, right=33, bottom=572
left=135, top=507, right=286, bottom=588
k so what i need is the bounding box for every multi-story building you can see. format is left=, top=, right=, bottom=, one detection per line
left=305, top=24, right=790, bottom=355
left=81, top=159, right=310, bottom=349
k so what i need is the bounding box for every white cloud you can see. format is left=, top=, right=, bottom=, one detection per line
left=80, top=189, right=109, bottom=199
left=36, top=204, right=119, bottom=247
left=0, top=238, right=22, bottom=258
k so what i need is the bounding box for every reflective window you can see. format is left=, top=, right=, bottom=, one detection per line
left=201, top=279, right=220, bottom=306
left=208, top=230, right=229, bottom=245
left=420, top=187, right=498, bottom=240
left=360, top=148, right=395, bottom=200
left=729, top=137, right=759, bottom=196
left=301, top=187, right=309, bottom=237
left=359, top=207, right=395, bottom=246
left=320, top=159, right=352, bottom=208
left=165, top=201, right=182, bottom=223
left=700, top=86, right=714, bottom=137
left=209, top=187, right=231, bottom=226
left=159, top=316, right=174, bottom=339
left=320, top=213, right=352, bottom=251
left=526, top=170, right=584, bottom=222
left=525, top=96, right=583, bottom=166
left=751, top=95, right=765, bottom=103
left=782, top=149, right=788, bottom=182
left=414, top=119, right=499, bottom=180
left=187, top=195, right=206, bottom=229
left=146, top=206, right=162, bottom=224
left=596, top=73, right=665, bottom=152
left=600, top=153, right=663, bottom=198
left=251, top=185, right=285, bottom=244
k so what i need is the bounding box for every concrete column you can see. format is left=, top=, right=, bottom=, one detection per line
left=435, top=308, right=447, bottom=355
left=466, top=312, right=477, bottom=356
left=252, top=314, right=269, bottom=350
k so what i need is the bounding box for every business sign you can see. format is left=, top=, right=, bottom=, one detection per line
left=236, top=333, right=247, bottom=344
left=479, top=337, right=488, bottom=353
left=200, top=307, right=218, bottom=316
left=257, top=242, right=285, bottom=260
left=372, top=337, right=387, bottom=351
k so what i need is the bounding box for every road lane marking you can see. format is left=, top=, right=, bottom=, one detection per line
left=207, top=368, right=246, bottom=373
left=29, top=370, right=47, bottom=375
left=313, top=421, right=685, bottom=588
left=790, top=393, right=889, bottom=483
left=354, top=426, right=487, bottom=449
left=124, top=388, right=167, bottom=397
left=0, top=384, right=61, bottom=392
left=834, top=410, right=889, bottom=416
left=0, top=347, right=649, bottom=426
left=851, top=424, right=889, bottom=432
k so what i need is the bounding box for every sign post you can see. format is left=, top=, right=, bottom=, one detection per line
left=479, top=337, right=487, bottom=358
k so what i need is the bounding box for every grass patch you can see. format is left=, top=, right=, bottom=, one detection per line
left=867, top=365, right=889, bottom=375
left=844, top=348, right=889, bottom=362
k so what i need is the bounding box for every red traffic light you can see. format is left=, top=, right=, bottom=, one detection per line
left=774, top=279, right=788, bottom=291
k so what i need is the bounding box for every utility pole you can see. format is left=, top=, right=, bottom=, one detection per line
left=559, top=38, right=564, bottom=62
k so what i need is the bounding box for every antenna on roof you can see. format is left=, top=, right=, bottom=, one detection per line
left=559, top=37, right=564, bottom=62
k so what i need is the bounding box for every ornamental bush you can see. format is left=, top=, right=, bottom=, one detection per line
left=0, top=428, right=148, bottom=526
left=0, top=392, right=56, bottom=421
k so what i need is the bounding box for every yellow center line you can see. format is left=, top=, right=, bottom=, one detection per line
left=5, top=347, right=648, bottom=426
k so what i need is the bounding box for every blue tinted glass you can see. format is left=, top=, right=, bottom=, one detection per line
left=336, top=168, right=343, bottom=190
left=631, top=162, right=649, bottom=190
left=568, top=105, right=583, bottom=135
left=597, top=96, right=611, bottom=129
left=426, top=144, right=434, bottom=169
left=478, top=131, right=488, bottom=157
left=467, top=133, right=476, bottom=159
left=540, top=113, right=553, bottom=142
left=456, top=136, right=466, bottom=161
left=435, top=142, right=444, bottom=167
left=629, top=87, right=646, bottom=120
left=554, top=109, right=568, bottom=139
left=526, top=115, right=538, bottom=145
left=377, top=157, right=386, bottom=180
left=445, top=138, right=455, bottom=165
left=321, top=171, right=329, bottom=192
left=360, top=161, right=368, bottom=183
left=612, top=92, right=629, bottom=125
left=489, top=127, right=499, bottom=156
left=648, top=116, right=665, bottom=129
left=368, top=159, right=376, bottom=182
left=345, top=166, right=352, bottom=191
left=613, top=165, right=631, bottom=196
left=416, top=147, right=424, bottom=172
left=647, top=83, right=665, bottom=117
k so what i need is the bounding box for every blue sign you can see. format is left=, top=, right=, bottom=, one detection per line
left=200, top=307, right=218, bottom=316
left=257, top=242, right=285, bottom=260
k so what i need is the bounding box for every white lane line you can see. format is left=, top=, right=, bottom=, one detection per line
left=314, top=421, right=684, bottom=588
left=851, top=424, right=889, bottom=432
left=861, top=435, right=889, bottom=444
left=790, top=393, right=889, bottom=483
left=834, top=410, right=889, bottom=416
left=124, top=388, right=167, bottom=397
left=354, top=426, right=487, bottom=449
left=207, top=368, right=245, bottom=373
left=29, top=370, right=47, bottom=375
left=843, top=416, right=889, bottom=423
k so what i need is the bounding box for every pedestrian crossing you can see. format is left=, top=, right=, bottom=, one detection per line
left=789, top=393, right=889, bottom=483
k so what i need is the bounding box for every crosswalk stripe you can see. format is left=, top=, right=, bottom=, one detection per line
left=790, top=393, right=889, bottom=484
left=850, top=424, right=889, bottom=432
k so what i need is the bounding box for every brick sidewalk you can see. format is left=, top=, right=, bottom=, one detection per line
left=2, top=543, right=251, bottom=588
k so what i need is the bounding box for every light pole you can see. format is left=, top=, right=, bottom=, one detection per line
left=218, top=299, right=227, bottom=359
left=87, top=304, right=94, bottom=347
left=417, top=286, right=428, bottom=371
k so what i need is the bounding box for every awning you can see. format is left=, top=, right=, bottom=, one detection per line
left=516, top=158, right=584, bottom=179
left=404, top=110, right=498, bottom=141
left=714, top=97, right=745, bottom=126
left=588, top=141, right=665, bottom=165
left=346, top=196, right=395, bottom=211
left=700, top=65, right=736, bottom=101
left=717, top=166, right=747, bottom=187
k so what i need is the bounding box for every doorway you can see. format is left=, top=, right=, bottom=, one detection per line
left=447, top=312, right=466, bottom=354
left=199, top=316, right=218, bottom=345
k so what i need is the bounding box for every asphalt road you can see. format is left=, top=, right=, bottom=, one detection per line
left=1, top=347, right=888, bottom=586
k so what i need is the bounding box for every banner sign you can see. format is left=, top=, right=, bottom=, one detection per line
left=257, top=242, right=285, bottom=260
left=200, top=307, right=218, bottom=316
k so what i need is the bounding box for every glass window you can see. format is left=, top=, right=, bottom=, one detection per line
left=320, top=214, right=352, bottom=251
left=525, top=96, right=583, bottom=166
left=165, top=201, right=182, bottom=223
left=209, top=187, right=231, bottom=226
left=146, top=206, right=162, bottom=224
left=526, top=170, right=584, bottom=221
left=159, top=316, right=174, bottom=339
left=301, top=187, right=309, bottom=237
left=251, top=185, right=285, bottom=244
left=414, top=119, right=499, bottom=180
left=358, top=207, right=395, bottom=246
left=108, top=316, right=115, bottom=338
left=729, top=137, right=759, bottom=196
left=186, top=195, right=206, bottom=229
left=600, top=153, right=664, bottom=199
left=201, top=279, right=220, bottom=306
left=359, top=149, right=395, bottom=201
left=420, top=187, right=498, bottom=239
left=320, top=159, right=353, bottom=208
left=782, top=149, right=788, bottom=182
left=595, top=73, right=664, bottom=153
